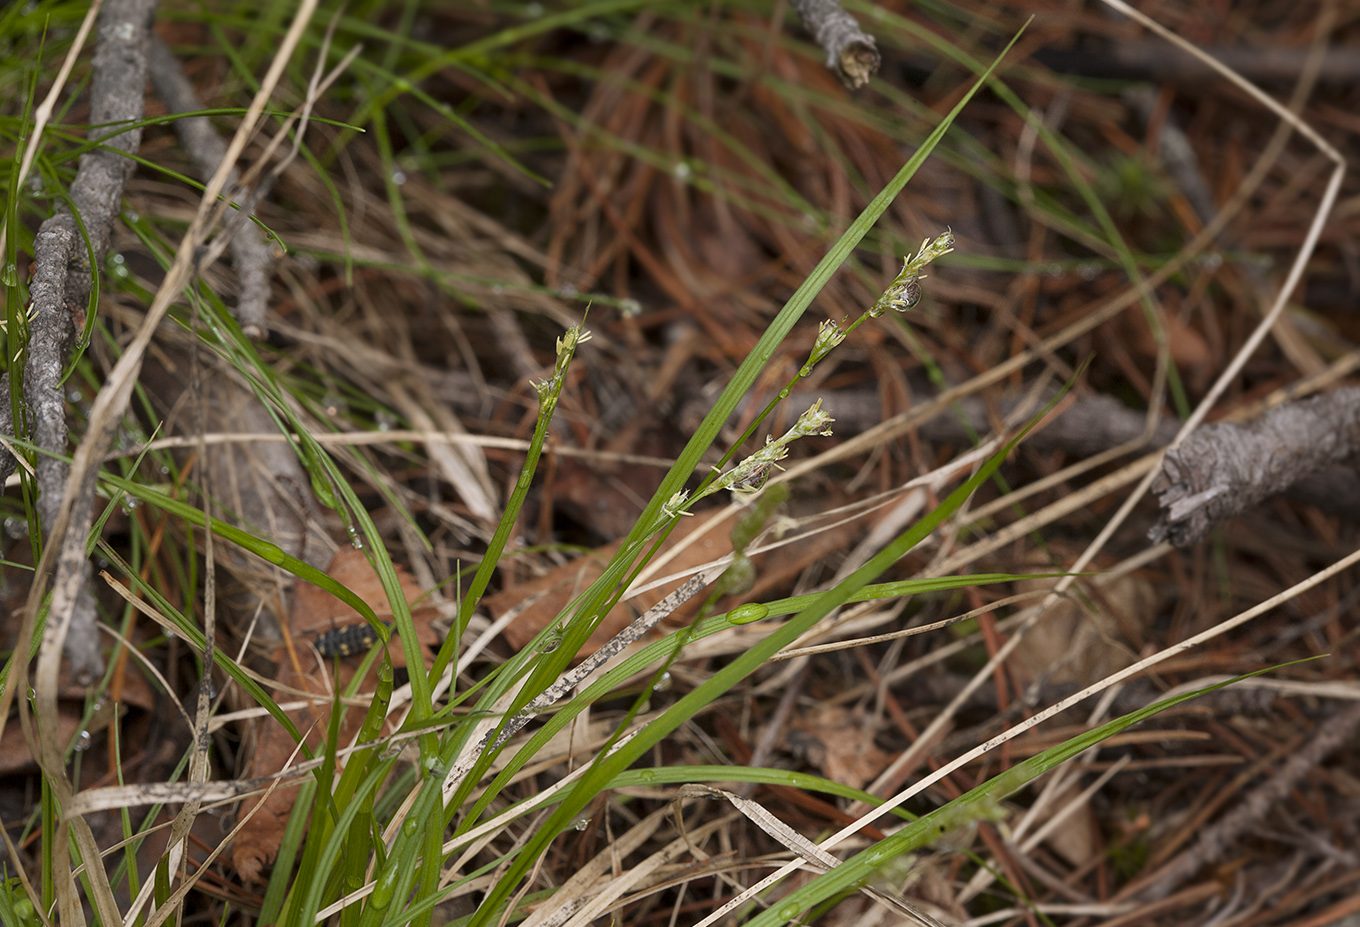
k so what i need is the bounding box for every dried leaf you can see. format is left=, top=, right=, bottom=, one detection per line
left=230, top=548, right=439, bottom=881
left=488, top=504, right=859, bottom=658
left=1010, top=568, right=1156, bottom=689
left=787, top=705, right=894, bottom=792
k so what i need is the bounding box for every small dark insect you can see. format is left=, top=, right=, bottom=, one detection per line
left=314, top=620, right=393, bottom=659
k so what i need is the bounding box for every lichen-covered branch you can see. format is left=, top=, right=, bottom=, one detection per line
left=1150, top=386, right=1360, bottom=546
left=25, top=222, right=78, bottom=533
left=16, top=0, right=158, bottom=683
left=148, top=34, right=274, bottom=338
left=790, top=0, right=881, bottom=90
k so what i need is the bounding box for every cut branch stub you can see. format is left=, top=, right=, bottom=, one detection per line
left=790, top=0, right=881, bottom=90
left=1150, top=386, right=1360, bottom=546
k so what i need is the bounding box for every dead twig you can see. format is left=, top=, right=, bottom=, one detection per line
left=147, top=34, right=274, bottom=338
left=20, top=0, right=158, bottom=686
left=789, top=0, right=880, bottom=90
left=1150, top=386, right=1360, bottom=546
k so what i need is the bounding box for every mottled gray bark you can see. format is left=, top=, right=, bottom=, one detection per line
left=148, top=35, right=273, bottom=338
left=11, top=0, right=159, bottom=683
left=1151, top=387, right=1360, bottom=546
left=790, top=0, right=881, bottom=89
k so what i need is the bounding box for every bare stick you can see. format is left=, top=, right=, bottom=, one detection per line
left=790, top=0, right=881, bottom=89
left=23, top=0, right=158, bottom=686
left=1150, top=387, right=1360, bottom=546
left=148, top=35, right=274, bottom=338
left=3, top=3, right=324, bottom=922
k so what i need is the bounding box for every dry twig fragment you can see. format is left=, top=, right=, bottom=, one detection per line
left=790, top=0, right=881, bottom=89
left=20, top=0, right=158, bottom=683
left=148, top=35, right=275, bottom=338
left=1150, top=387, right=1360, bottom=546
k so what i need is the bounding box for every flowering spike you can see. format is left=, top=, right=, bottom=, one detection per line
left=702, top=400, right=836, bottom=501
left=869, top=229, right=955, bottom=316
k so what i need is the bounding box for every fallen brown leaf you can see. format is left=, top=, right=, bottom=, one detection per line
left=230, top=548, right=439, bottom=882
left=487, top=504, right=860, bottom=658
left=787, top=705, right=894, bottom=792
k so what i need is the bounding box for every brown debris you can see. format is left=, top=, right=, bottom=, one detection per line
left=486, top=503, right=860, bottom=658
left=230, top=548, right=439, bottom=882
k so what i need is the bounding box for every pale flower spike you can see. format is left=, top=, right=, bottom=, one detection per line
left=701, top=399, right=836, bottom=501
left=807, top=319, right=847, bottom=367
left=869, top=228, right=954, bottom=318
left=536, top=324, right=592, bottom=414
left=554, top=325, right=592, bottom=375
left=662, top=490, right=691, bottom=519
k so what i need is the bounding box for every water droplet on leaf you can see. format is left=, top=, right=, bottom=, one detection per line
left=728, top=603, right=769, bottom=625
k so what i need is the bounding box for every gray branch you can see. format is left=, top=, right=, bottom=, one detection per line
left=25, top=222, right=79, bottom=534
left=703, top=385, right=1360, bottom=528
left=148, top=35, right=273, bottom=338
left=790, top=0, right=881, bottom=90
left=1150, top=387, right=1360, bottom=546
left=13, top=0, right=158, bottom=684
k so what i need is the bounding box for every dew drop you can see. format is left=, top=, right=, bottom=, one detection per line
left=728, top=603, right=769, bottom=625
left=390, top=169, right=407, bottom=186
left=572, top=817, right=590, bottom=831
left=635, top=769, right=655, bottom=783
left=652, top=671, right=672, bottom=693
left=0, top=263, right=17, bottom=287
left=672, top=162, right=692, bottom=180
left=618, top=298, right=641, bottom=317
left=524, top=2, right=544, bottom=17
left=541, top=633, right=562, bottom=653
left=74, top=730, right=92, bottom=752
